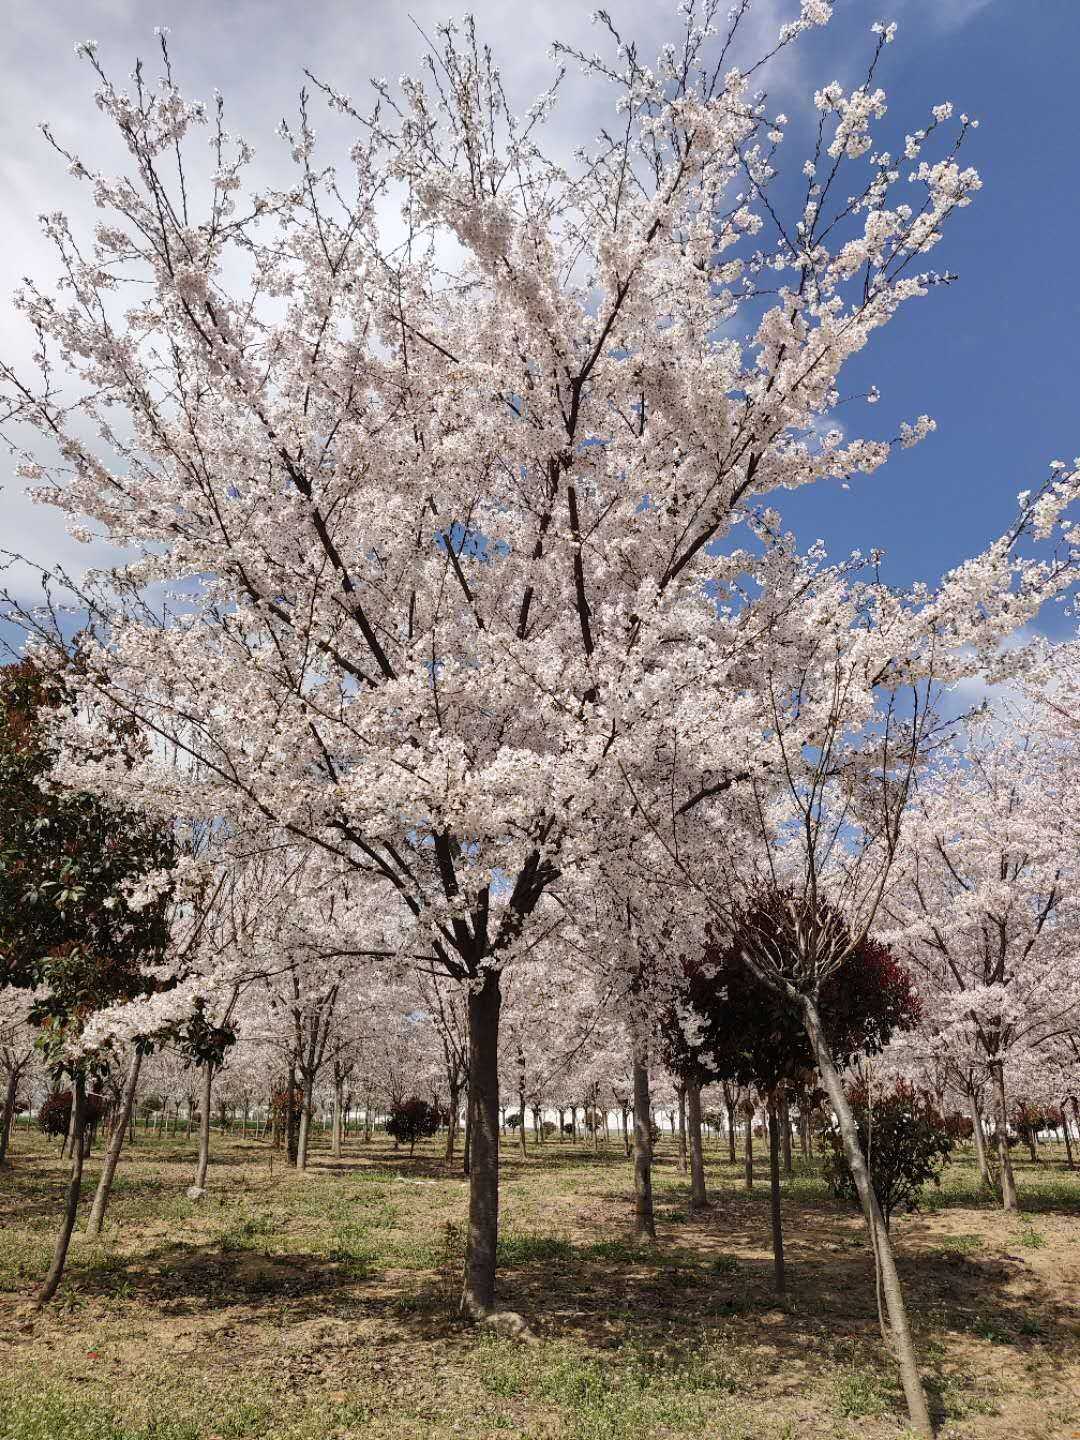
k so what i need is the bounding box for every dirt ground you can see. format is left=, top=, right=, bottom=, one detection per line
left=0, top=1127, right=1077, bottom=1439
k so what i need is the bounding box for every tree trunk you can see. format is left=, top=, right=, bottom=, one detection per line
left=967, top=1086, right=995, bottom=1191
left=780, top=1093, right=793, bottom=1176
left=297, top=1068, right=315, bottom=1171
left=726, top=1102, right=737, bottom=1165
left=802, top=995, right=931, bottom=1439
left=687, top=1081, right=707, bottom=1212
left=332, top=1078, right=344, bottom=1160
left=677, top=1086, right=688, bottom=1175
left=990, top=1060, right=1018, bottom=1210
left=445, top=1084, right=460, bottom=1165
left=462, top=1086, right=472, bottom=1178
left=0, top=1068, right=18, bottom=1165
left=285, top=1065, right=300, bottom=1166
left=768, top=1102, right=786, bottom=1294
left=35, top=1073, right=86, bottom=1308
left=621, top=1106, right=631, bottom=1159
left=461, top=969, right=501, bottom=1319
left=86, top=1048, right=143, bottom=1237
left=517, top=1080, right=528, bottom=1161
left=193, top=1063, right=213, bottom=1193
left=61, top=1095, right=77, bottom=1160
left=1061, top=1104, right=1075, bottom=1170
left=631, top=1040, right=656, bottom=1241
left=743, top=1110, right=753, bottom=1192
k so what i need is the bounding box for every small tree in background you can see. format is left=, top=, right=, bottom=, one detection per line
left=0, top=657, right=175, bottom=1306
left=386, top=1097, right=441, bottom=1156
left=822, top=1081, right=954, bottom=1230
left=663, top=903, right=921, bottom=1291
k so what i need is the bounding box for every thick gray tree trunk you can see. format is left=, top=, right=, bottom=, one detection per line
left=687, top=1081, right=707, bottom=1211
left=460, top=970, right=501, bottom=1318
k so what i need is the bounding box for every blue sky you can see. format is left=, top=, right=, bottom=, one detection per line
left=0, top=0, right=1076, bottom=642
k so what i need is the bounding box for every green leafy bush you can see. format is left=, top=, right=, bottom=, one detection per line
left=822, top=1080, right=953, bottom=1228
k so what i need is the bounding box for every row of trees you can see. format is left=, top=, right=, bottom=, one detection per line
left=3, top=8, right=1080, bottom=1432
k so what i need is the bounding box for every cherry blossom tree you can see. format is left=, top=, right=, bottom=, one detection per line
left=885, top=712, right=1080, bottom=1211
left=5, top=16, right=1080, bottom=1411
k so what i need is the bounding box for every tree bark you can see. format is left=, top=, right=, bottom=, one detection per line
left=332, top=1078, right=344, bottom=1159
left=780, top=1092, right=793, bottom=1175
left=676, top=1085, right=688, bottom=1174
left=631, top=1039, right=656, bottom=1240
left=990, top=1060, right=1018, bottom=1210
left=285, top=1063, right=300, bottom=1165
left=193, top=1063, right=213, bottom=1193
left=35, top=1073, right=86, bottom=1308
left=743, top=1109, right=753, bottom=1192
left=445, top=1083, right=461, bottom=1165
left=726, top=1101, right=737, bottom=1165
left=802, top=995, right=931, bottom=1438
left=61, top=1095, right=77, bottom=1160
left=967, top=1086, right=995, bottom=1191
left=687, top=1081, right=707, bottom=1212
left=0, top=1068, right=18, bottom=1165
left=460, top=969, right=501, bottom=1318
left=297, top=1059, right=316, bottom=1171
left=1061, top=1103, right=1075, bottom=1170
left=462, top=1085, right=472, bottom=1177
left=768, top=1102, right=786, bottom=1294
left=86, top=1048, right=143, bottom=1237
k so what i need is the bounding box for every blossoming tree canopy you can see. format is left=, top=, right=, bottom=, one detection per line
left=884, top=711, right=1080, bottom=1211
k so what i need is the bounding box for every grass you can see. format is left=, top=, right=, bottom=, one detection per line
left=0, top=1127, right=1077, bottom=1439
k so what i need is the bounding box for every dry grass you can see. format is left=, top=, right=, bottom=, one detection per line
left=0, top=1124, right=1078, bottom=1439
